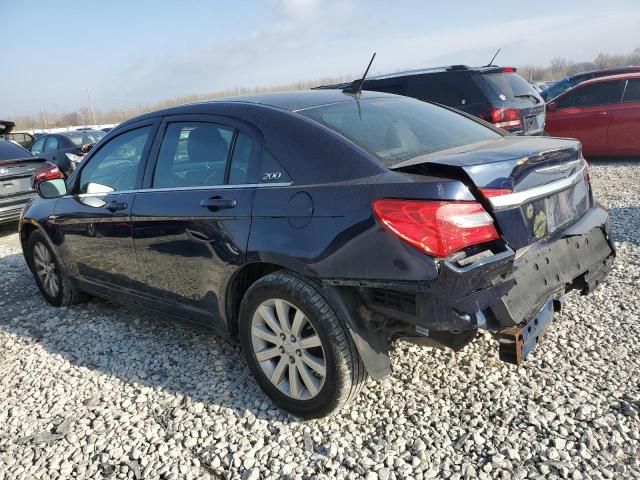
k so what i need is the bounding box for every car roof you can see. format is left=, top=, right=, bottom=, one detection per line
left=121, top=89, right=399, bottom=125
left=315, top=65, right=508, bottom=89
left=578, top=71, right=640, bottom=86
left=569, top=66, right=640, bottom=80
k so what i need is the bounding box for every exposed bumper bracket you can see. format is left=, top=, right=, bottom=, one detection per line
left=494, top=297, right=554, bottom=365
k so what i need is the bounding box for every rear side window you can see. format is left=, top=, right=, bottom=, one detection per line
left=558, top=81, right=625, bottom=109
left=407, top=73, right=483, bottom=107
left=229, top=133, right=291, bottom=185
left=153, top=122, right=233, bottom=188
left=299, top=97, right=500, bottom=167
left=31, top=137, right=45, bottom=155
left=623, top=79, right=640, bottom=102
left=43, top=136, right=59, bottom=152
left=365, top=81, right=408, bottom=96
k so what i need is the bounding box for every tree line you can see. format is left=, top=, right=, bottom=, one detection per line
left=11, top=48, right=640, bottom=130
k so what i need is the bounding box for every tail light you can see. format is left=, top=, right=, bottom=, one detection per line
left=33, top=164, right=63, bottom=185
left=372, top=199, right=500, bottom=258
left=486, top=107, right=523, bottom=130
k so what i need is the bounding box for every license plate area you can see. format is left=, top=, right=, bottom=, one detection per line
left=524, top=175, right=589, bottom=239
left=0, top=177, right=33, bottom=198
left=524, top=115, right=538, bottom=132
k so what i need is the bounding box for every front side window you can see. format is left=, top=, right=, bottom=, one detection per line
left=78, top=126, right=151, bottom=194
left=153, top=122, right=233, bottom=188
left=299, top=97, right=500, bottom=167
left=623, top=79, right=640, bottom=102
left=31, top=137, right=45, bottom=155
left=558, top=81, right=625, bottom=109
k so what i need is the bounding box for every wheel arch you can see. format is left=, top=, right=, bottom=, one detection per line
left=20, top=220, right=69, bottom=275
left=227, top=263, right=392, bottom=380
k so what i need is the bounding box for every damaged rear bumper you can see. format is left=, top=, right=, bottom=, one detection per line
left=325, top=205, right=614, bottom=363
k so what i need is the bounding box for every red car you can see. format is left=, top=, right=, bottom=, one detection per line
left=545, top=73, right=640, bottom=157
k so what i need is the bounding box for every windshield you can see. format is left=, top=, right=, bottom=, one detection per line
left=0, top=139, right=33, bottom=161
left=481, top=72, right=540, bottom=102
left=299, top=97, right=501, bottom=167
left=62, top=130, right=105, bottom=146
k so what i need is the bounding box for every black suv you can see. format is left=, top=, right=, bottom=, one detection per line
left=317, top=65, right=545, bottom=136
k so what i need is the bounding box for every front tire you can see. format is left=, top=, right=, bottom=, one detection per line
left=27, top=231, right=87, bottom=307
left=238, top=271, right=367, bottom=418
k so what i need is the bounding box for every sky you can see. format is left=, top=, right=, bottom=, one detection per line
left=1, top=0, right=640, bottom=117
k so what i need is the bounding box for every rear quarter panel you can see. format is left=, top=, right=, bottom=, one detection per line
left=248, top=172, right=475, bottom=282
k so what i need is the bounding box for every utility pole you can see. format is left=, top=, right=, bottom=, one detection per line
left=86, top=88, right=97, bottom=126
left=40, top=104, right=48, bottom=129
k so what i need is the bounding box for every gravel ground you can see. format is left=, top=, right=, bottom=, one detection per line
left=0, top=160, right=639, bottom=480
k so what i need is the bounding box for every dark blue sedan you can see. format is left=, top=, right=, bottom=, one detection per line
left=19, top=90, right=614, bottom=417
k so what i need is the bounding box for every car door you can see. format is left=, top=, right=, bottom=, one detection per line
left=607, top=78, right=640, bottom=155
left=54, top=120, right=158, bottom=292
left=546, top=80, right=625, bottom=156
left=131, top=115, right=260, bottom=327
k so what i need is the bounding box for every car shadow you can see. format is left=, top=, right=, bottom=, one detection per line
left=0, top=221, right=19, bottom=238
left=0, top=252, right=295, bottom=423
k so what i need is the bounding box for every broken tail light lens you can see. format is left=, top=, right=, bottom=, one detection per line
left=372, top=199, right=500, bottom=258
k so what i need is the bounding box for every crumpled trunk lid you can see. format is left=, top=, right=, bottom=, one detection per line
left=392, top=136, right=591, bottom=250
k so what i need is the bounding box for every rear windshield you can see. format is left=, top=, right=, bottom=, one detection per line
left=481, top=72, right=538, bottom=101
left=62, top=130, right=105, bottom=146
left=0, top=139, right=33, bottom=161
left=299, top=97, right=500, bottom=167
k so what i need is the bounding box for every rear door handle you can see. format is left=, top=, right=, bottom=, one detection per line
left=106, top=201, right=128, bottom=212
left=200, top=197, right=237, bottom=210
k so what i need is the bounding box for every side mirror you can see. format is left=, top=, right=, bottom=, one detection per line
left=547, top=101, right=557, bottom=112
left=37, top=178, right=68, bottom=199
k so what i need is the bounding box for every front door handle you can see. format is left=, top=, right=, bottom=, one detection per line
left=106, top=200, right=128, bottom=212
left=200, top=197, right=237, bottom=211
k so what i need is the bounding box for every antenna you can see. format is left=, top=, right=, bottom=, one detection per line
left=343, top=52, right=376, bottom=95
left=486, top=48, right=501, bottom=67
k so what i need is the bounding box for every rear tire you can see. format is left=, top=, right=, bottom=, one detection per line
left=27, top=230, right=88, bottom=307
left=238, top=271, right=367, bottom=418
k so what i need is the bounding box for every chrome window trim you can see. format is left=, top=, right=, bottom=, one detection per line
left=489, top=166, right=586, bottom=210
left=70, top=182, right=293, bottom=198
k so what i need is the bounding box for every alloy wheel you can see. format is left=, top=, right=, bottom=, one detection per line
left=250, top=298, right=326, bottom=400
left=33, top=242, right=59, bottom=298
